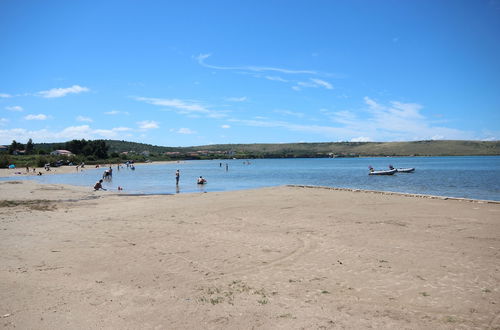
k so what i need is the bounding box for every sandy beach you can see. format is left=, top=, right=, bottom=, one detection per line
left=0, top=180, right=499, bottom=329
left=0, top=161, right=179, bottom=179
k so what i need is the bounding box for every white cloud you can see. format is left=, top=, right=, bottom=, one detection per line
left=37, top=85, right=89, bottom=98
left=24, top=114, right=48, bottom=120
left=274, top=110, right=305, bottom=118
left=76, top=115, right=93, bottom=122
left=351, top=136, right=372, bottom=142
left=265, top=76, right=289, bottom=82
left=226, top=96, right=247, bottom=102
left=228, top=97, right=477, bottom=141
left=5, top=105, right=23, bottom=112
left=294, top=78, right=334, bottom=91
left=137, top=120, right=159, bottom=129
left=136, top=97, right=207, bottom=112
left=196, top=53, right=317, bottom=74
left=0, top=118, right=8, bottom=125
left=221, top=124, right=231, bottom=129
left=0, top=93, right=12, bottom=98
left=345, top=97, right=474, bottom=140
left=135, top=96, right=227, bottom=118
left=171, top=127, right=196, bottom=134
left=113, top=127, right=132, bottom=132
left=0, top=125, right=133, bottom=143
left=311, top=78, right=333, bottom=90
left=104, top=110, right=130, bottom=115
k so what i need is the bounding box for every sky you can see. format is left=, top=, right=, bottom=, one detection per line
left=1, top=0, right=499, bottom=146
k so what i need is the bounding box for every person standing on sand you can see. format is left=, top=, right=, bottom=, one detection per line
left=175, top=169, right=180, bottom=185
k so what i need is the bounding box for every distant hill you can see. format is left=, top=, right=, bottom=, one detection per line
left=180, top=140, right=500, bottom=157
left=33, top=140, right=500, bottom=158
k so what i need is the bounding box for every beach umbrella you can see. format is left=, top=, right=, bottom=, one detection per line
left=8, top=164, right=15, bottom=169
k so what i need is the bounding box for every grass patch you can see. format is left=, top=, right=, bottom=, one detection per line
left=420, top=292, right=430, bottom=297
left=198, top=281, right=271, bottom=306
left=0, top=200, right=56, bottom=211
left=257, top=298, right=268, bottom=305
left=445, top=316, right=456, bottom=323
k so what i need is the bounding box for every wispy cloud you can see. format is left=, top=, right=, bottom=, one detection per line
left=227, top=97, right=476, bottom=141
left=226, top=96, right=247, bottom=102
left=0, top=118, right=9, bottom=125
left=137, top=120, right=159, bottom=129
left=196, top=54, right=317, bottom=75
left=334, top=97, right=473, bottom=140
left=136, top=97, right=207, bottom=112
left=135, top=96, right=227, bottom=118
left=76, top=115, right=93, bottom=122
left=265, top=76, right=289, bottom=82
left=6, top=105, right=23, bottom=112
left=24, top=114, right=48, bottom=120
left=274, top=110, right=305, bottom=118
left=171, top=127, right=196, bottom=134
left=294, top=78, right=334, bottom=91
left=112, top=127, right=132, bottom=132
left=221, top=124, right=231, bottom=129
left=311, top=78, right=333, bottom=89
left=37, top=85, right=89, bottom=98
left=0, top=93, right=12, bottom=98
left=104, top=110, right=130, bottom=115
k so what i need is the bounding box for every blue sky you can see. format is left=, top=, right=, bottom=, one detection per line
left=1, top=0, right=499, bottom=146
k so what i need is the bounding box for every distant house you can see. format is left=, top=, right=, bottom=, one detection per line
left=50, top=149, right=73, bottom=156
left=0, top=145, right=8, bottom=152
left=13, top=150, right=26, bottom=155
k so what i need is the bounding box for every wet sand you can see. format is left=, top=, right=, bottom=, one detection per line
left=1, top=180, right=499, bottom=329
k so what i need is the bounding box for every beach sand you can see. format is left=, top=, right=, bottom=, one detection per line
left=0, top=161, right=178, bottom=178
left=0, top=180, right=499, bottom=329
left=0, top=165, right=98, bottom=177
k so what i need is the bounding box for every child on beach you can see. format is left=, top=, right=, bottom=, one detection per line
left=94, top=179, right=106, bottom=191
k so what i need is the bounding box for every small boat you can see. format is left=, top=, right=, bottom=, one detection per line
left=396, top=167, right=415, bottom=173
left=389, top=165, right=415, bottom=173
left=368, top=166, right=397, bottom=175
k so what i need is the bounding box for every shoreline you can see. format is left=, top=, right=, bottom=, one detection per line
left=0, top=160, right=180, bottom=178
left=288, top=184, right=500, bottom=204
left=1, top=174, right=499, bottom=204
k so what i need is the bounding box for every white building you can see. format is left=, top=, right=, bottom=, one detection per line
left=50, top=150, right=73, bottom=156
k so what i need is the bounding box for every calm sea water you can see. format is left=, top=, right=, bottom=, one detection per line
left=3, top=156, right=500, bottom=201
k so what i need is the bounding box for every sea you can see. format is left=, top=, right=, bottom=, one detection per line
left=3, top=156, right=500, bottom=201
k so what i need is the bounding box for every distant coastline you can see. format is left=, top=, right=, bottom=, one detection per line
left=31, top=139, right=500, bottom=159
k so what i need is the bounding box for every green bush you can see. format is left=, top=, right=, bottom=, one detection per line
left=0, top=154, right=11, bottom=168
left=36, top=155, right=49, bottom=167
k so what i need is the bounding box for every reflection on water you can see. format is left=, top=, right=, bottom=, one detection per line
left=3, top=156, right=500, bottom=201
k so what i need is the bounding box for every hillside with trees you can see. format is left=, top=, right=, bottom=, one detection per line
left=1, top=139, right=499, bottom=168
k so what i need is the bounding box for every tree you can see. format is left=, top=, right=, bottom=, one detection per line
left=25, top=138, right=34, bottom=155
left=66, top=139, right=109, bottom=159
left=8, top=140, right=24, bottom=154
left=65, top=139, right=87, bottom=155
